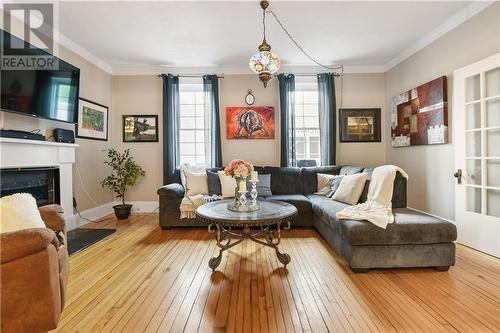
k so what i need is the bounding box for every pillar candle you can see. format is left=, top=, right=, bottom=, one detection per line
left=250, top=171, right=258, bottom=181
left=239, top=181, right=247, bottom=191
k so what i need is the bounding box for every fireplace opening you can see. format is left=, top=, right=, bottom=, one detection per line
left=0, top=167, right=60, bottom=206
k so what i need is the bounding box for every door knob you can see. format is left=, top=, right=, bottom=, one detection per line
left=454, top=169, right=462, bottom=184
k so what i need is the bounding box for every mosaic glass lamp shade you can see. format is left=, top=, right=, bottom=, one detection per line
left=249, top=41, right=281, bottom=88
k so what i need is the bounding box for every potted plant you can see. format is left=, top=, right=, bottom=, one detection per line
left=101, top=148, right=145, bottom=219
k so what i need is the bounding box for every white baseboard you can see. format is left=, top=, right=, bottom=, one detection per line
left=119, top=201, right=159, bottom=214
left=407, top=206, right=455, bottom=224
left=66, top=201, right=158, bottom=231
left=67, top=202, right=115, bottom=231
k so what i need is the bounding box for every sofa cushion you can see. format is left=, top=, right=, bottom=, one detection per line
left=246, top=174, right=272, bottom=197
left=392, top=172, right=407, bottom=208
left=264, top=167, right=303, bottom=194
left=301, top=166, right=342, bottom=194
left=218, top=171, right=237, bottom=198
left=339, top=166, right=364, bottom=175
left=207, top=171, right=222, bottom=196
left=331, top=173, right=368, bottom=205
left=308, top=195, right=350, bottom=230
left=335, top=208, right=457, bottom=246
left=267, top=194, right=312, bottom=212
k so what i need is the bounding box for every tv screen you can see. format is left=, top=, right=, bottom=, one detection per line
left=1, top=31, right=80, bottom=123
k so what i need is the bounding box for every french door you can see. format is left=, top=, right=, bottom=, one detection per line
left=454, top=53, right=500, bottom=257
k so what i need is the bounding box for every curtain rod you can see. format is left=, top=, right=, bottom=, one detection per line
left=158, top=73, right=340, bottom=78
left=275, top=72, right=341, bottom=77
left=157, top=74, right=224, bottom=78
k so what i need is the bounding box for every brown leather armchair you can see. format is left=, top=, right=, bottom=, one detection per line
left=1, top=205, right=69, bottom=333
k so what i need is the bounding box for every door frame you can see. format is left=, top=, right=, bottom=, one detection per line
left=453, top=52, right=500, bottom=257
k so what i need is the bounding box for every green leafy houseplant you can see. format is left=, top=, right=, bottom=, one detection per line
left=101, top=148, right=145, bottom=219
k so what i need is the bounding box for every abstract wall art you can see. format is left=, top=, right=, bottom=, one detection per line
left=390, top=76, right=448, bottom=147
left=226, top=106, right=275, bottom=139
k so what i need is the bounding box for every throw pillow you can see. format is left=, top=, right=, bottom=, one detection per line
left=0, top=193, right=46, bottom=233
left=327, top=175, right=344, bottom=198
left=315, top=173, right=337, bottom=196
left=218, top=171, right=237, bottom=198
left=331, top=173, right=368, bottom=205
left=183, top=171, right=209, bottom=196
left=180, top=164, right=206, bottom=189
left=207, top=171, right=222, bottom=196
left=246, top=174, right=272, bottom=197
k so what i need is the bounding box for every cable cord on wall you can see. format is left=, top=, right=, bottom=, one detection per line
left=75, top=163, right=99, bottom=207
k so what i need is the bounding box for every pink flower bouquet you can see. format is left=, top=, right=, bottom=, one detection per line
left=224, top=159, right=254, bottom=179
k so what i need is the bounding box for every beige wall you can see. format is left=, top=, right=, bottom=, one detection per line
left=337, top=73, right=386, bottom=166
left=110, top=73, right=385, bottom=203
left=220, top=75, right=280, bottom=166
left=111, top=76, right=163, bottom=202
left=0, top=42, right=113, bottom=211
left=385, top=3, right=500, bottom=220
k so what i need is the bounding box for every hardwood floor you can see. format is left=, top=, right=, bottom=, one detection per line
left=54, top=213, right=500, bottom=333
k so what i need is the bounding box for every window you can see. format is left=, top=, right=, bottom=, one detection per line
left=179, top=78, right=210, bottom=166
left=295, top=82, right=321, bottom=166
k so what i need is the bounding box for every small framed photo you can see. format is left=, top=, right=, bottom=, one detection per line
left=339, top=108, right=381, bottom=143
left=76, top=98, right=109, bottom=141
left=123, top=115, right=159, bottom=142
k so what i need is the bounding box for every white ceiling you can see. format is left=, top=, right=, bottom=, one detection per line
left=56, top=1, right=490, bottom=75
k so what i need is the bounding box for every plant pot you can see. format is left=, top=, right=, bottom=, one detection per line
left=113, top=204, right=132, bottom=219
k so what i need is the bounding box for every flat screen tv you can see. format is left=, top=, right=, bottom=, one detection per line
left=1, top=30, right=80, bottom=123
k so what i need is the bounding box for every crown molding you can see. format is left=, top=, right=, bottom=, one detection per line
left=57, top=32, right=114, bottom=74
left=382, top=1, right=495, bottom=72
left=111, top=64, right=386, bottom=76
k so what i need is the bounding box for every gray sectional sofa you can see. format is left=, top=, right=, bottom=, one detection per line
left=157, top=165, right=457, bottom=272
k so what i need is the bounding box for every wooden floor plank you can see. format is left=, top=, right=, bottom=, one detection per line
left=53, top=214, right=500, bottom=333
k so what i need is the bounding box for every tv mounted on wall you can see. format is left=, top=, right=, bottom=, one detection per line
left=0, top=30, right=80, bottom=124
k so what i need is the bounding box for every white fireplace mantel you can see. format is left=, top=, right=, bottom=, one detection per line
left=0, top=137, right=79, bottom=221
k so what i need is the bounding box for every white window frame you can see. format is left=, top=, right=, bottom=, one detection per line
left=179, top=77, right=211, bottom=167
left=294, top=79, right=321, bottom=166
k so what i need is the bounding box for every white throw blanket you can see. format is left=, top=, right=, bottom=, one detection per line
left=336, top=165, right=409, bottom=229
left=180, top=194, right=222, bottom=219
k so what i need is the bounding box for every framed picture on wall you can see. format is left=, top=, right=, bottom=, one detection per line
left=339, top=108, right=381, bottom=143
left=226, top=106, right=275, bottom=139
left=76, top=98, right=109, bottom=141
left=122, top=115, right=159, bottom=142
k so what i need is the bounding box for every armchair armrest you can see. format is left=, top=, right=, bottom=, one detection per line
left=1, top=228, right=59, bottom=264
left=39, top=204, right=66, bottom=234
left=157, top=183, right=185, bottom=199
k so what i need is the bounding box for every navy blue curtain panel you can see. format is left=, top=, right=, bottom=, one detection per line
left=203, top=75, right=222, bottom=167
left=317, top=73, right=337, bottom=166
left=278, top=73, right=296, bottom=167
left=161, top=74, right=180, bottom=184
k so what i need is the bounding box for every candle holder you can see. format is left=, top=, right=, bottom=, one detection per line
left=227, top=188, right=261, bottom=212
left=238, top=190, right=248, bottom=207
left=249, top=180, right=259, bottom=209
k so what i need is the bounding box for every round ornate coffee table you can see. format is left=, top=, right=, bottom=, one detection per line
left=196, top=199, right=298, bottom=271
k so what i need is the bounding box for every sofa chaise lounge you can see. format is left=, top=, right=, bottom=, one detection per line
left=158, top=165, right=457, bottom=272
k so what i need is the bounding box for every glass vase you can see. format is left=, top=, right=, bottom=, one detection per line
left=233, top=177, right=246, bottom=207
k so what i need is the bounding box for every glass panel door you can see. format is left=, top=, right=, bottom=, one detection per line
left=464, top=66, right=500, bottom=217
left=455, top=53, right=500, bottom=257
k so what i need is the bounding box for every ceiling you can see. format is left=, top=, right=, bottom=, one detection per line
left=56, top=1, right=488, bottom=75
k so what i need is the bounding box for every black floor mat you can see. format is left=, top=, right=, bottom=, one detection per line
left=67, top=228, right=116, bottom=255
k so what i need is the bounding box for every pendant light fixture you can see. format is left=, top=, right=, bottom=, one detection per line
left=249, top=0, right=281, bottom=88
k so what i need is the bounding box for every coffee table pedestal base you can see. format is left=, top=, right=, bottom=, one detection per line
left=207, top=221, right=291, bottom=271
